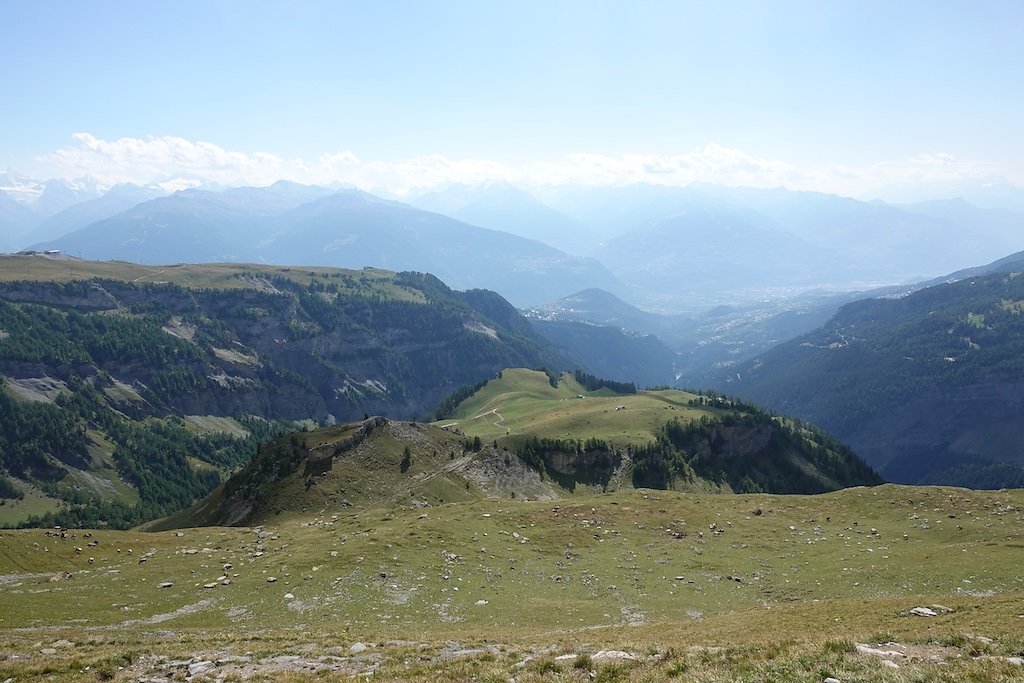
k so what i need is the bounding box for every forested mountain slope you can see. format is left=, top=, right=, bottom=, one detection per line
left=715, top=269, right=1024, bottom=487
left=0, top=257, right=570, bottom=527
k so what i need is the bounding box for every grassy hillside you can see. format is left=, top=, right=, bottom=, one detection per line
left=432, top=368, right=879, bottom=494
left=161, top=363, right=877, bottom=528
left=152, top=417, right=565, bottom=529
left=440, top=368, right=709, bottom=445
left=0, top=254, right=418, bottom=296
left=2, top=485, right=1024, bottom=681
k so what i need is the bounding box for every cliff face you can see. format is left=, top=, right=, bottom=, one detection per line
left=688, top=422, right=775, bottom=460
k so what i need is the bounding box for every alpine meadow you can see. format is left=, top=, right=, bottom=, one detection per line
left=2, top=3, right=1024, bottom=682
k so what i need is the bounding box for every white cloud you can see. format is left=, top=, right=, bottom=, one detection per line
left=48, top=133, right=296, bottom=188
left=38, top=133, right=1019, bottom=199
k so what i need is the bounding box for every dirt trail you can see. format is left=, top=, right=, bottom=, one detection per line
left=472, top=408, right=505, bottom=428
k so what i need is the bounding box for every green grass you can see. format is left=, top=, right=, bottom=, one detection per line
left=0, top=255, right=424, bottom=301
left=0, top=484, right=59, bottom=526
left=439, top=368, right=717, bottom=446
left=0, top=425, right=139, bottom=528
left=3, top=485, right=1024, bottom=680
left=62, top=467, right=140, bottom=505
left=182, top=415, right=250, bottom=438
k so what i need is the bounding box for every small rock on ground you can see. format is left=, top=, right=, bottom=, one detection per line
left=187, top=660, right=215, bottom=676
left=591, top=650, right=637, bottom=663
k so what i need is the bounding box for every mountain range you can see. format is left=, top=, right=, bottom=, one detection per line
left=4, top=176, right=1023, bottom=315
left=0, top=173, right=110, bottom=251
left=26, top=183, right=618, bottom=307
left=543, top=182, right=1024, bottom=310
left=408, top=181, right=588, bottom=254
left=4, top=172, right=1024, bottom=494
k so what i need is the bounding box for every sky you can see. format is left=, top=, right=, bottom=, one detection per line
left=2, top=0, right=1022, bottom=198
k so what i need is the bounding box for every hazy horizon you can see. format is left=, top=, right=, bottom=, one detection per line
left=2, top=1, right=1023, bottom=203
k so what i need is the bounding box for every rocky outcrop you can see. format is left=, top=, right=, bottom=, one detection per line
left=688, top=422, right=775, bottom=460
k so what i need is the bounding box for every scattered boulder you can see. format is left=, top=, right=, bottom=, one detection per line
left=590, top=650, right=637, bottom=663
left=350, top=642, right=369, bottom=654
left=856, top=644, right=905, bottom=658
left=187, top=660, right=215, bottom=676
left=909, top=607, right=937, bottom=617
left=158, top=582, right=174, bottom=589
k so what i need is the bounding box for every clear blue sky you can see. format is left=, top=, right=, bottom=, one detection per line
left=2, top=0, right=1022, bottom=193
